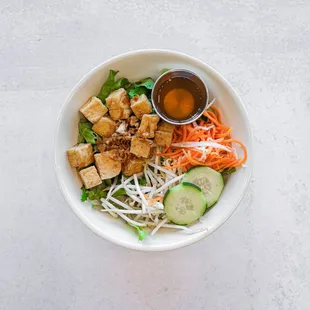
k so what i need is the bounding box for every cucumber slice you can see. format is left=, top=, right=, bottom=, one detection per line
left=163, top=182, right=207, bottom=225
left=183, top=166, right=224, bottom=207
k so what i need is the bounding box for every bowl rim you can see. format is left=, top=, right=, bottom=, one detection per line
left=54, top=49, right=253, bottom=251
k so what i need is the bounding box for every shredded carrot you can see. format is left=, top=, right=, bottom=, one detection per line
left=144, top=195, right=163, bottom=201
left=210, top=106, right=222, bottom=123
left=144, top=195, right=164, bottom=206
left=159, top=106, right=247, bottom=172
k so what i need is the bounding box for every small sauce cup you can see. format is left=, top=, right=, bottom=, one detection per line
left=151, top=69, right=209, bottom=125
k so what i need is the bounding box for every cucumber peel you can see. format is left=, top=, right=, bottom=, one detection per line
left=183, top=166, right=224, bottom=207
left=163, top=182, right=207, bottom=225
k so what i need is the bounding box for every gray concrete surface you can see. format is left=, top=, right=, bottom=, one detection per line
left=0, top=0, right=310, bottom=309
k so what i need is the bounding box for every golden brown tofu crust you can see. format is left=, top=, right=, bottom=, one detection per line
left=130, top=94, right=152, bottom=119
left=130, top=136, right=152, bottom=158
left=79, top=97, right=108, bottom=124
left=67, top=143, right=94, bottom=169
left=105, top=149, right=129, bottom=163
left=79, top=166, right=102, bottom=189
left=92, top=117, right=116, bottom=137
left=106, top=88, right=131, bottom=120
left=138, top=114, right=160, bottom=138
left=154, top=131, right=173, bottom=146
left=122, top=156, right=145, bottom=176
left=157, top=121, right=175, bottom=133
left=154, top=121, right=175, bottom=146
left=94, top=152, right=122, bottom=179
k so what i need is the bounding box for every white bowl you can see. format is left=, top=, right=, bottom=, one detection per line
left=54, top=49, right=253, bottom=251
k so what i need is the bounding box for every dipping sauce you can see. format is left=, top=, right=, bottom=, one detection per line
left=157, top=77, right=204, bottom=122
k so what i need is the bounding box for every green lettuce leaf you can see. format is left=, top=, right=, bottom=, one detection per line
left=80, top=183, right=107, bottom=202
left=134, top=77, right=155, bottom=89
left=81, top=186, right=89, bottom=202
left=130, top=176, right=147, bottom=186
left=81, top=181, right=128, bottom=202
left=138, top=176, right=147, bottom=186
left=113, top=77, right=130, bottom=90
left=113, top=188, right=126, bottom=197
left=97, top=70, right=119, bottom=102
left=104, top=179, right=112, bottom=186
left=127, top=85, right=148, bottom=98
left=88, top=183, right=108, bottom=201
left=97, top=70, right=131, bottom=103
left=78, top=120, right=97, bottom=144
left=127, top=77, right=155, bottom=99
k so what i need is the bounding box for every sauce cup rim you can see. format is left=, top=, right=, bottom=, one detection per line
left=151, top=69, right=209, bottom=125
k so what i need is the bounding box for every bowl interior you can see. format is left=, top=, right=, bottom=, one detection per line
left=55, top=50, right=252, bottom=251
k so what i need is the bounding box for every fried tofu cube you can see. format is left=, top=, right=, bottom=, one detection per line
left=92, top=117, right=116, bottom=137
left=67, top=143, right=94, bottom=169
left=157, top=122, right=175, bottom=133
left=79, top=166, right=102, bottom=189
left=138, top=114, right=160, bottom=138
left=122, top=156, right=145, bottom=176
left=154, top=131, right=173, bottom=146
left=105, top=149, right=128, bottom=163
left=79, top=96, right=108, bottom=124
left=94, top=152, right=121, bottom=179
left=130, top=136, right=152, bottom=158
left=130, top=94, right=152, bottom=119
left=106, top=88, right=131, bottom=120
left=154, top=121, right=175, bottom=146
